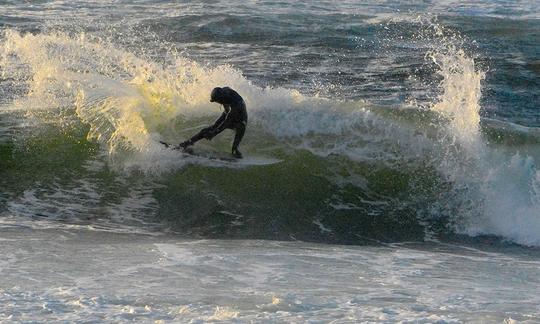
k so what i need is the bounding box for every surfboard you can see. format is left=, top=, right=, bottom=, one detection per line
left=160, top=141, right=282, bottom=166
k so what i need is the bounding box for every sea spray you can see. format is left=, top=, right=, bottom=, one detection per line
left=1, top=29, right=415, bottom=170
left=425, top=24, right=540, bottom=246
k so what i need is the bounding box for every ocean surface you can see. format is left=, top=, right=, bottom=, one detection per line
left=1, top=1, right=539, bottom=322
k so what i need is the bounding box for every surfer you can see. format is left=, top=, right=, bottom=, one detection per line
left=178, top=87, right=247, bottom=158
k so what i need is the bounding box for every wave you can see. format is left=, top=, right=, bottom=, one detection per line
left=1, top=25, right=539, bottom=246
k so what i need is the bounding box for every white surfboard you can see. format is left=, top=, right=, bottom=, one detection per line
left=160, top=141, right=282, bottom=166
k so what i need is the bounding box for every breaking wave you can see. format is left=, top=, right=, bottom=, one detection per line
left=1, top=25, right=539, bottom=246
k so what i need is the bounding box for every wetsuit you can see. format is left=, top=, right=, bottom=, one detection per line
left=183, top=87, right=247, bottom=155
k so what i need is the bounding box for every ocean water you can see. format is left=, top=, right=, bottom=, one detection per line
left=1, top=1, right=539, bottom=322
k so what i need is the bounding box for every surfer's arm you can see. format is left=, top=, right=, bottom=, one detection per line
left=212, top=105, right=231, bottom=130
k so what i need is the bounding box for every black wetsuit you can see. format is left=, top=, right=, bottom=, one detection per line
left=186, top=87, right=247, bottom=152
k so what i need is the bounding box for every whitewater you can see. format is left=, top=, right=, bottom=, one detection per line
left=1, top=1, right=539, bottom=322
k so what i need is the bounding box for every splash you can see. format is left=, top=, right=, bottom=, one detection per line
left=0, top=29, right=413, bottom=170
left=425, top=24, right=540, bottom=246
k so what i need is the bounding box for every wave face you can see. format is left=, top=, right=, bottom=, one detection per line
left=1, top=1, right=539, bottom=246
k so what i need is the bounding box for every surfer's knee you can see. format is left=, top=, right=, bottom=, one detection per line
left=236, top=122, right=246, bottom=136
left=235, top=121, right=246, bottom=132
left=200, top=126, right=217, bottom=140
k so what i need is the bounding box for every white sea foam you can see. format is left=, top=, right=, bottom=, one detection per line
left=2, top=231, right=538, bottom=322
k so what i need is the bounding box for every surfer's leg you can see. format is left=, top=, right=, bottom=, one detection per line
left=180, top=123, right=229, bottom=148
left=181, top=113, right=231, bottom=147
left=179, top=126, right=213, bottom=148
left=231, top=122, right=246, bottom=158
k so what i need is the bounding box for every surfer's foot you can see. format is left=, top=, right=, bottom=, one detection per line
left=159, top=141, right=170, bottom=148
left=232, top=149, right=243, bottom=159
left=177, top=140, right=192, bottom=150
